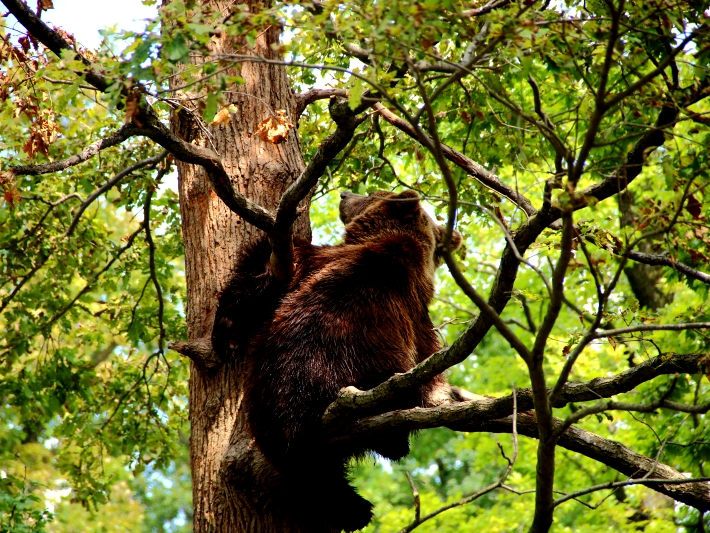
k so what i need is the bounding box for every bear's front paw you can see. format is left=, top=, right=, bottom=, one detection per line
left=325, top=491, right=374, bottom=532
left=369, top=430, right=411, bottom=461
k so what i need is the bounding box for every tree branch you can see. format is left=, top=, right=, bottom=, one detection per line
left=8, top=124, right=139, bottom=176
left=293, top=88, right=347, bottom=117
left=553, top=396, right=710, bottom=439
left=399, top=387, right=519, bottom=533
left=461, top=0, right=512, bottom=17
left=325, top=352, right=703, bottom=435
left=554, top=476, right=710, bottom=508
left=271, top=97, right=367, bottom=278
left=456, top=412, right=710, bottom=511
left=373, top=103, right=536, bottom=217
left=168, top=338, right=222, bottom=371
left=64, top=151, right=168, bottom=238
left=2, top=0, right=278, bottom=233
left=601, top=245, right=710, bottom=285
left=0, top=0, right=110, bottom=91
left=591, top=322, right=710, bottom=339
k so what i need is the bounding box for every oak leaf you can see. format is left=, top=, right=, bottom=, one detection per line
left=255, top=109, right=293, bottom=144
left=0, top=170, right=20, bottom=207
left=123, top=91, right=142, bottom=127
left=210, top=104, right=238, bottom=126
left=38, top=0, right=54, bottom=11
left=22, top=108, right=60, bottom=159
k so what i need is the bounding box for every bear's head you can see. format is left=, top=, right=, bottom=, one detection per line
left=339, top=190, right=462, bottom=267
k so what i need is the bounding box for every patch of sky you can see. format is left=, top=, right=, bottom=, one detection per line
left=40, top=0, right=157, bottom=51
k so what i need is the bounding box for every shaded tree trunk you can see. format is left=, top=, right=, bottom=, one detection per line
left=618, top=190, right=673, bottom=311
left=169, top=3, right=312, bottom=530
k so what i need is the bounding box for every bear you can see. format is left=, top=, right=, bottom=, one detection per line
left=212, top=189, right=462, bottom=532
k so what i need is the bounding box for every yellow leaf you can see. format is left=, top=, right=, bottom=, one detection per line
left=210, top=104, right=238, bottom=126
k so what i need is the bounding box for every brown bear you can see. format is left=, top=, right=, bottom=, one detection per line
left=212, top=190, right=462, bottom=531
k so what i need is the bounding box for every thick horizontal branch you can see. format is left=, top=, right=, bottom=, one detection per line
left=460, top=412, right=710, bottom=511
left=325, top=352, right=703, bottom=433
left=373, top=103, right=537, bottom=217
left=9, top=124, right=139, bottom=176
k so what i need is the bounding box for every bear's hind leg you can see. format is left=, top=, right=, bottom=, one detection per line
left=286, top=455, right=373, bottom=532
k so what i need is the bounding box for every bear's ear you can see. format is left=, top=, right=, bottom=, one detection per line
left=390, top=190, right=421, bottom=212
left=396, top=190, right=420, bottom=201
left=435, top=225, right=463, bottom=252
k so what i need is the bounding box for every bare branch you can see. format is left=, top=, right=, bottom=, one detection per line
left=461, top=0, right=512, bottom=17
left=599, top=244, right=710, bottom=285
left=554, top=396, right=710, bottom=439
left=554, top=476, right=710, bottom=508
left=9, top=124, right=139, bottom=176
left=592, top=322, right=710, bottom=339
left=144, top=175, right=169, bottom=355
left=275, top=98, right=366, bottom=231
left=271, top=97, right=368, bottom=279
left=128, top=112, right=277, bottom=231
left=404, top=472, right=421, bottom=525
left=528, top=214, right=575, bottom=532
left=570, top=0, right=626, bottom=185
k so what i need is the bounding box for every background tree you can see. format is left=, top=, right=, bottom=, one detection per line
left=1, top=0, right=710, bottom=532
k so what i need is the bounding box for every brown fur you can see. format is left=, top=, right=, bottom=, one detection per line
left=213, top=190, right=461, bottom=531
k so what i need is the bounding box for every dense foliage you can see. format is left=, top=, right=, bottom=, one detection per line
left=1, top=0, right=709, bottom=531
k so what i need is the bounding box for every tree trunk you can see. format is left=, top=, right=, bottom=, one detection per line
left=170, top=3, right=312, bottom=530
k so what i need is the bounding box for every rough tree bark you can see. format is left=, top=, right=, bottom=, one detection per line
left=169, top=2, right=312, bottom=531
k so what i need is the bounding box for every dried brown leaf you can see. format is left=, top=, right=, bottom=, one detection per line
left=39, top=0, right=54, bottom=11
left=255, top=109, right=294, bottom=144
left=123, top=91, right=142, bottom=128
left=18, top=36, right=30, bottom=53
left=0, top=170, right=20, bottom=207
left=22, top=109, right=60, bottom=159
left=210, top=104, right=238, bottom=126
